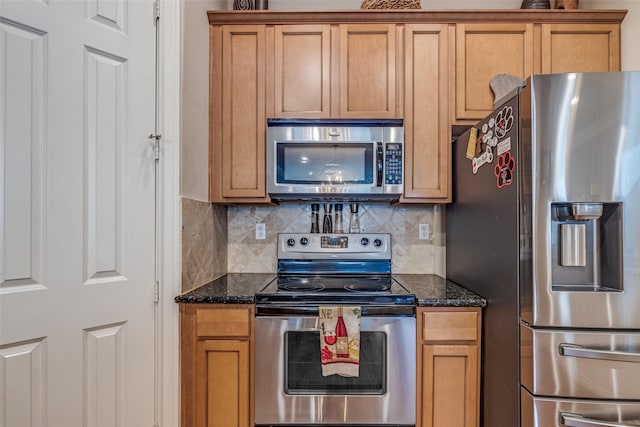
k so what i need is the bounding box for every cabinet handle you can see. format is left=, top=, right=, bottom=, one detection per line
left=559, top=343, right=640, bottom=363
left=561, top=412, right=635, bottom=427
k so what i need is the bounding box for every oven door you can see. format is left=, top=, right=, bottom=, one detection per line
left=255, top=307, right=416, bottom=426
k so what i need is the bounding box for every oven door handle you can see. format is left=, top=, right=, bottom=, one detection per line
left=561, top=412, right=635, bottom=427
left=256, top=305, right=415, bottom=317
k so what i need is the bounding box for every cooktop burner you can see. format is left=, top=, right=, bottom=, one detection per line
left=276, top=276, right=391, bottom=294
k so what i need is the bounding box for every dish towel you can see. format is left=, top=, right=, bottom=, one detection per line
left=319, top=306, right=361, bottom=377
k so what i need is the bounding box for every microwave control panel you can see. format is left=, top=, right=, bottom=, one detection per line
left=385, top=143, right=403, bottom=185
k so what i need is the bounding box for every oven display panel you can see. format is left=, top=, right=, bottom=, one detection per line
left=321, top=236, right=348, bottom=248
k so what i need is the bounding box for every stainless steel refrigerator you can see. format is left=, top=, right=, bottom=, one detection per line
left=446, top=72, right=640, bottom=427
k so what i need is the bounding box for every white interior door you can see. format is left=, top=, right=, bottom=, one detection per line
left=0, top=0, right=157, bottom=426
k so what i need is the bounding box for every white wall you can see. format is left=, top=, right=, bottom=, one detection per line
left=179, top=0, right=640, bottom=200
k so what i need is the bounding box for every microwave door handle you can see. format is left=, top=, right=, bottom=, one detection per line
left=376, top=142, right=383, bottom=187
left=561, top=412, right=635, bottom=427
left=559, top=343, right=640, bottom=363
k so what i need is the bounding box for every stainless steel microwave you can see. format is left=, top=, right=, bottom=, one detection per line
left=266, top=119, right=404, bottom=201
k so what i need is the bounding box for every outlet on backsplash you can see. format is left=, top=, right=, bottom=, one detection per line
left=419, top=223, right=431, bottom=240
left=256, top=223, right=266, bottom=240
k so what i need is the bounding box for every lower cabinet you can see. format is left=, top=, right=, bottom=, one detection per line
left=180, top=304, right=254, bottom=427
left=418, top=307, right=482, bottom=427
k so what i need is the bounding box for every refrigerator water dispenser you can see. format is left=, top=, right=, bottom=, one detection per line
left=551, top=202, right=623, bottom=292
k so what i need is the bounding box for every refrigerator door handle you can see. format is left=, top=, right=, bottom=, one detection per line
left=559, top=343, right=640, bottom=363
left=561, top=412, right=635, bottom=427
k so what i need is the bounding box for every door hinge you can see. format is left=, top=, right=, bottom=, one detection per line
left=154, top=0, right=160, bottom=21
left=154, top=280, right=160, bottom=304
left=149, top=134, right=161, bottom=161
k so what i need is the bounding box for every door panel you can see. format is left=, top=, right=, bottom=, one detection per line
left=541, top=24, right=620, bottom=74
left=455, top=23, right=533, bottom=121
left=339, top=24, right=397, bottom=118
left=0, top=0, right=156, bottom=425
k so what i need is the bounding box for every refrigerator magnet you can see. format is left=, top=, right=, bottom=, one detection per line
left=497, top=137, right=512, bottom=155
left=466, top=127, right=478, bottom=159
left=494, top=152, right=515, bottom=188
left=472, top=146, right=494, bottom=174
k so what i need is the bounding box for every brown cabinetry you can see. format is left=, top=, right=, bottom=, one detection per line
left=418, top=307, right=482, bottom=427
left=181, top=304, right=254, bottom=427
left=210, top=25, right=268, bottom=203
left=207, top=10, right=625, bottom=203
left=338, top=24, right=399, bottom=118
left=540, top=23, right=620, bottom=74
left=273, top=25, right=332, bottom=118
left=455, top=23, right=534, bottom=122
left=402, top=24, right=451, bottom=202
left=272, top=23, right=399, bottom=118
left=455, top=19, right=622, bottom=123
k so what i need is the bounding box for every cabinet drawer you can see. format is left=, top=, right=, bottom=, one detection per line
left=423, top=311, right=478, bottom=342
left=521, top=325, right=640, bottom=400
left=196, top=307, right=251, bottom=337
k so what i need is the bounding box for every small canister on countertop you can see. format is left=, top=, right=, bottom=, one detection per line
left=255, top=0, right=268, bottom=9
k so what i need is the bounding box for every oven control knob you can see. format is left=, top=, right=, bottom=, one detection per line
left=373, top=238, right=383, bottom=247
left=287, top=238, right=296, bottom=247
left=360, top=237, right=370, bottom=246
left=300, top=237, right=309, bottom=246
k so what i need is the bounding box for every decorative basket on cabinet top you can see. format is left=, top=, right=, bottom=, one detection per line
left=360, top=0, right=421, bottom=9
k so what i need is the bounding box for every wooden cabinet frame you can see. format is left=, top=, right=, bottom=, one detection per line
left=181, top=304, right=255, bottom=427
left=417, top=307, right=482, bottom=427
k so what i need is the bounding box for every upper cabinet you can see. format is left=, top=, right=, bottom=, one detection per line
left=338, top=24, right=399, bottom=118
left=455, top=23, right=534, bottom=123
left=540, top=23, right=621, bottom=74
left=272, top=25, right=332, bottom=118
left=272, top=23, right=399, bottom=118
left=210, top=25, right=267, bottom=202
left=454, top=17, right=623, bottom=123
left=402, top=24, right=451, bottom=202
left=207, top=10, right=626, bottom=204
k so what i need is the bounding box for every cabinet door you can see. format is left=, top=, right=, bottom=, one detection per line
left=196, top=340, right=250, bottom=427
left=339, top=24, right=399, bottom=118
left=455, top=23, right=533, bottom=122
left=402, top=24, right=450, bottom=202
left=422, top=344, right=479, bottom=427
left=541, top=23, right=621, bottom=74
left=210, top=25, right=268, bottom=202
left=273, top=25, right=331, bottom=118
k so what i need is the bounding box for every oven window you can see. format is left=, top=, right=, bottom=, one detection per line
left=284, top=331, right=386, bottom=395
left=277, top=143, right=373, bottom=184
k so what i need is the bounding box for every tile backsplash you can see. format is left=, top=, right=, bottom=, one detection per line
left=181, top=198, right=228, bottom=292
left=228, top=203, right=446, bottom=275
left=181, top=199, right=446, bottom=288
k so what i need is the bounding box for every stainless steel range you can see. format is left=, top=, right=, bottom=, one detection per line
left=254, top=233, right=416, bottom=426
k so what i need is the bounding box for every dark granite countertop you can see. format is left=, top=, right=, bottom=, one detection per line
left=393, top=274, right=487, bottom=308
left=174, top=273, right=275, bottom=304
left=175, top=273, right=485, bottom=308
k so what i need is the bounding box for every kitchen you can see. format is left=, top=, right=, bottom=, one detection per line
left=1, top=0, right=639, bottom=427
left=179, top=2, right=640, bottom=427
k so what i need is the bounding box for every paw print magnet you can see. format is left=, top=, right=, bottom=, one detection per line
left=495, top=105, right=514, bottom=139
left=494, top=152, right=515, bottom=188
